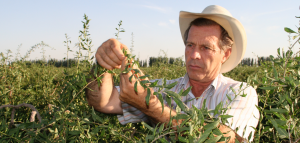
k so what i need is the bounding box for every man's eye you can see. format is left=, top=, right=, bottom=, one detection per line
left=187, top=44, right=193, bottom=47
left=204, top=47, right=210, bottom=50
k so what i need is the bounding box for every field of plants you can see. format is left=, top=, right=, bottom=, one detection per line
left=0, top=13, right=300, bottom=142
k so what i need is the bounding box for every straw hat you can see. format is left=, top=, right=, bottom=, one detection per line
left=179, top=5, right=246, bottom=73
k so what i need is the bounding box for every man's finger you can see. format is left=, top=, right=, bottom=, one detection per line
left=121, top=56, right=128, bottom=71
left=96, top=53, right=113, bottom=70
left=101, top=49, right=121, bottom=69
left=109, top=39, right=128, bottom=61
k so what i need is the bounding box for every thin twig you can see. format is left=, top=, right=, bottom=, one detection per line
left=10, top=108, right=15, bottom=128
left=0, top=103, right=42, bottom=127
left=294, top=137, right=300, bottom=143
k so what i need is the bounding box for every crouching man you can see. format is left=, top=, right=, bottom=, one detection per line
left=86, top=5, right=259, bottom=142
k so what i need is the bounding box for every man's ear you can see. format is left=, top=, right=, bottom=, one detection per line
left=222, top=48, right=232, bottom=64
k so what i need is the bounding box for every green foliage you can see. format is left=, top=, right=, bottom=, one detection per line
left=64, top=33, right=72, bottom=68
left=249, top=17, right=300, bottom=142
left=79, top=14, right=94, bottom=67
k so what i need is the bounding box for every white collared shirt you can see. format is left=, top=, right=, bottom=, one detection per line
left=117, top=73, right=259, bottom=141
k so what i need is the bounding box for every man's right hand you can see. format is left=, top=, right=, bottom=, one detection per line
left=86, top=38, right=127, bottom=115
left=96, top=38, right=128, bottom=70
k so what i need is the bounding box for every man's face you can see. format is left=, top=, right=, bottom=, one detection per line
left=185, top=25, right=230, bottom=83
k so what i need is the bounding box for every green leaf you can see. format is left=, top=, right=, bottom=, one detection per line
left=197, top=109, right=204, bottom=125
left=226, top=94, right=232, bottom=102
left=177, top=136, right=187, bottom=142
left=212, top=128, right=223, bottom=136
left=178, top=89, right=184, bottom=95
left=197, top=129, right=211, bottom=143
left=179, top=117, right=191, bottom=127
left=132, top=69, right=140, bottom=74
left=156, top=92, right=164, bottom=113
left=139, top=75, right=150, bottom=79
left=176, top=114, right=189, bottom=119
left=177, top=127, right=190, bottom=133
left=270, top=119, right=289, bottom=138
left=202, top=99, right=207, bottom=110
left=165, top=81, right=178, bottom=89
left=284, top=27, right=296, bottom=33
left=259, top=86, right=277, bottom=90
left=248, top=131, right=253, bottom=141
left=270, top=108, right=288, bottom=113
left=214, top=102, right=223, bottom=116
left=219, top=115, right=233, bottom=120
left=134, top=81, right=138, bottom=93
left=285, top=94, right=292, bottom=105
left=158, top=123, right=164, bottom=132
left=141, top=122, right=154, bottom=132
left=91, top=127, right=100, bottom=135
left=149, top=80, right=158, bottom=87
left=166, top=95, right=172, bottom=107
left=181, top=86, right=192, bottom=96
left=272, top=67, right=278, bottom=79
left=158, top=138, right=169, bottom=143
left=91, top=108, right=103, bottom=123
left=145, top=88, right=151, bottom=105
left=235, top=139, right=240, bottom=143
left=273, top=112, right=287, bottom=121
left=165, top=90, right=181, bottom=99
left=129, top=74, right=134, bottom=82
left=274, top=119, right=287, bottom=126
left=96, top=76, right=103, bottom=87
left=140, top=80, right=150, bottom=85
left=205, top=135, right=222, bottom=143
left=69, top=130, right=81, bottom=135
left=203, top=120, right=219, bottom=131
left=173, top=97, right=187, bottom=112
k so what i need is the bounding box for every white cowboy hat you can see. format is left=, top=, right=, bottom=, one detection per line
left=179, top=5, right=246, bottom=73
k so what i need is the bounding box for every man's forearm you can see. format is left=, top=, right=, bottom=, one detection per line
left=131, top=93, right=181, bottom=126
left=86, top=71, right=122, bottom=114
left=135, top=94, right=245, bottom=142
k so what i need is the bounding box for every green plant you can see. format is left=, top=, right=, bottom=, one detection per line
left=115, top=20, right=125, bottom=40
left=79, top=14, right=94, bottom=67
left=250, top=15, right=300, bottom=142
left=64, top=33, right=72, bottom=68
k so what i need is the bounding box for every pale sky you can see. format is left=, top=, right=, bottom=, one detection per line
left=1, top=0, right=299, bottom=61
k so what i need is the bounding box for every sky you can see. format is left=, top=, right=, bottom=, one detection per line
left=0, top=0, right=299, bottom=62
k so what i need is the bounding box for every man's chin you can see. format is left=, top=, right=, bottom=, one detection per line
left=187, top=72, right=205, bottom=82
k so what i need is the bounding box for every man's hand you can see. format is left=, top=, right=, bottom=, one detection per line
left=218, top=124, right=245, bottom=143
left=119, top=57, right=157, bottom=109
left=85, top=38, right=127, bottom=114
left=96, top=38, right=128, bottom=70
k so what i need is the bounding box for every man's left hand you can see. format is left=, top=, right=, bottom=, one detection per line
left=119, top=57, right=157, bottom=110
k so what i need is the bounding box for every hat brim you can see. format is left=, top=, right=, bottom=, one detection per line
left=179, top=11, right=247, bottom=73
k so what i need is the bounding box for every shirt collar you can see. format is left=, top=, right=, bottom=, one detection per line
left=182, top=73, right=220, bottom=90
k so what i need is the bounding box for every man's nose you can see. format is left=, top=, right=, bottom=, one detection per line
left=190, top=48, right=201, bottom=59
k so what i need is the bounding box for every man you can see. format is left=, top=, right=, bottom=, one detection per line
left=86, top=5, right=259, bottom=142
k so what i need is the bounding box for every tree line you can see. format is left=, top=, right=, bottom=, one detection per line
left=9, top=56, right=273, bottom=68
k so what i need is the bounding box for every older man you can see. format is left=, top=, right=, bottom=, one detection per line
left=86, top=5, right=259, bottom=142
